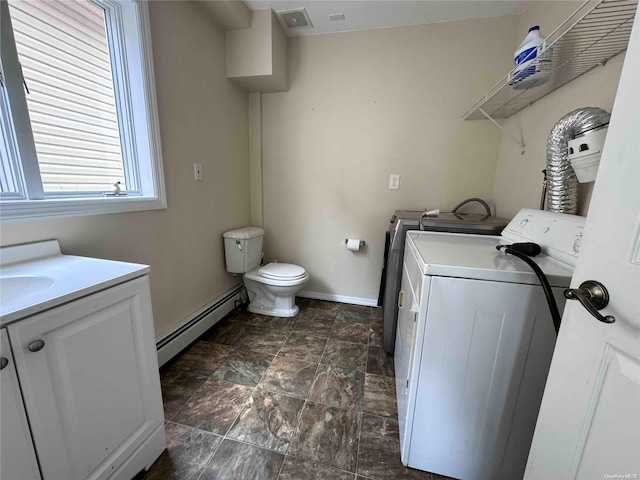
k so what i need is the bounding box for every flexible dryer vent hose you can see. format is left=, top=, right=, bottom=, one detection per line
left=546, top=107, right=610, bottom=214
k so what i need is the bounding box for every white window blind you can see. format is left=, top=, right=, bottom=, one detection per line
left=1, top=0, right=165, bottom=220
left=8, top=0, right=126, bottom=193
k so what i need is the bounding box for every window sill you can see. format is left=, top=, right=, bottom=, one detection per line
left=0, top=195, right=167, bottom=222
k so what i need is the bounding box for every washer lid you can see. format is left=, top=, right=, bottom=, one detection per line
left=259, top=263, right=306, bottom=279
left=406, top=231, right=574, bottom=288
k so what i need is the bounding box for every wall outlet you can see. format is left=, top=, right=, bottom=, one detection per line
left=389, top=174, right=400, bottom=190
left=194, top=163, right=203, bottom=181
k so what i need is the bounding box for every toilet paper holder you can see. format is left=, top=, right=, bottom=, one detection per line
left=345, top=239, right=366, bottom=247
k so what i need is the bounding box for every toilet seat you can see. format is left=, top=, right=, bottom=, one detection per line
left=245, top=263, right=308, bottom=287
left=258, top=263, right=307, bottom=281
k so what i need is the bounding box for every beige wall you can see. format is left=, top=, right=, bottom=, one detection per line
left=0, top=1, right=250, bottom=337
left=3, top=1, right=625, bottom=323
left=261, top=15, right=519, bottom=302
left=492, top=1, right=625, bottom=219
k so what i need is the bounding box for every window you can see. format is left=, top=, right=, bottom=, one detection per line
left=0, top=0, right=165, bottom=220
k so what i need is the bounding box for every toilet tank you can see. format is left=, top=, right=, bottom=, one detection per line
left=223, top=227, right=264, bottom=273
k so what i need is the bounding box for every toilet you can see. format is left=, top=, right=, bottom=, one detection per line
left=223, top=227, right=309, bottom=317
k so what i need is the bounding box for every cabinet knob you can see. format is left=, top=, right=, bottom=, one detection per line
left=0, top=357, right=8, bottom=370
left=28, top=340, right=45, bottom=352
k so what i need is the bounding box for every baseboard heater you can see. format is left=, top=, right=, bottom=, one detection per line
left=156, top=284, right=244, bottom=367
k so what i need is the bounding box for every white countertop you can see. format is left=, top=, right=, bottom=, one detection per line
left=0, top=240, right=149, bottom=325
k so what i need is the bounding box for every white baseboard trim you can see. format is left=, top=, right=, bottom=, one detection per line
left=298, top=290, right=378, bottom=307
left=156, top=284, right=244, bottom=367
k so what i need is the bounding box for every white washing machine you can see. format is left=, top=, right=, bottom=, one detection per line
left=395, top=209, right=585, bottom=480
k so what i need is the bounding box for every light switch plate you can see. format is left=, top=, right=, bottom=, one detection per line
left=194, top=163, right=203, bottom=181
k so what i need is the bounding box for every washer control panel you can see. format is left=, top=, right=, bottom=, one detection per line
left=502, top=209, right=586, bottom=267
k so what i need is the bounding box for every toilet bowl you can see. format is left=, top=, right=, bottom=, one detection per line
left=243, top=263, right=309, bottom=317
left=223, top=227, right=308, bottom=317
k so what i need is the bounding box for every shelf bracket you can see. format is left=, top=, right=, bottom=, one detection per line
left=479, top=109, right=525, bottom=154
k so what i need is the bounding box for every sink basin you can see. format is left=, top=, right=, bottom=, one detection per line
left=0, top=275, right=55, bottom=305
left=1, top=240, right=150, bottom=324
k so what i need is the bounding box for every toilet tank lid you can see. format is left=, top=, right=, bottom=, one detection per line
left=223, top=227, right=264, bottom=239
left=259, top=263, right=306, bottom=279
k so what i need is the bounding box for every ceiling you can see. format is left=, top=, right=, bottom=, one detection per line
left=244, top=0, right=532, bottom=37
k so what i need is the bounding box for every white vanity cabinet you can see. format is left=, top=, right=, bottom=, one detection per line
left=1, top=275, right=165, bottom=480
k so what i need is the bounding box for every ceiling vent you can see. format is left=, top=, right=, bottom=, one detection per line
left=277, top=8, right=313, bottom=29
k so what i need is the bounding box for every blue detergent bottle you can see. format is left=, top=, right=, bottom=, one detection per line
left=511, top=25, right=552, bottom=90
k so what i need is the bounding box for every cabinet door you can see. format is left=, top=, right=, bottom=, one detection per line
left=7, top=276, right=164, bottom=480
left=0, top=328, right=41, bottom=480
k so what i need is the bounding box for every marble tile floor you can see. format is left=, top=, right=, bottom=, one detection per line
left=143, top=299, right=453, bottom=480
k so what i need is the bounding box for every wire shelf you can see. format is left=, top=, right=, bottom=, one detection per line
left=463, top=0, right=638, bottom=121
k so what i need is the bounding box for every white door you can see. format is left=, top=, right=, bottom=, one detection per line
left=7, top=277, right=164, bottom=480
left=525, top=9, right=640, bottom=480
